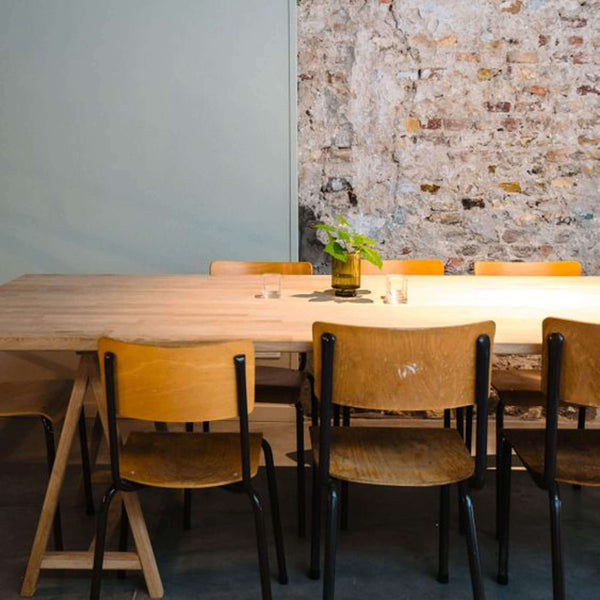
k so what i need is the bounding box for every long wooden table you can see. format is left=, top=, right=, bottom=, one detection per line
left=2, top=273, right=600, bottom=597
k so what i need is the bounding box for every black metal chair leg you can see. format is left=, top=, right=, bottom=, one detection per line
left=438, top=484, right=450, bottom=583
left=495, top=400, right=504, bottom=539
left=78, top=408, right=95, bottom=515
left=247, top=485, right=273, bottom=600
left=323, top=481, right=339, bottom=600
left=459, top=481, right=486, bottom=600
left=117, top=500, right=129, bottom=579
left=41, top=417, right=63, bottom=551
left=202, top=421, right=210, bottom=432
left=573, top=408, right=586, bottom=491
left=465, top=405, right=473, bottom=453
left=294, top=401, right=306, bottom=538
left=456, top=408, right=465, bottom=535
left=90, top=485, right=118, bottom=600
left=183, top=422, right=194, bottom=530
left=497, top=438, right=512, bottom=585
left=340, top=408, right=350, bottom=531
left=333, top=405, right=340, bottom=427
left=183, top=489, right=192, bottom=531
left=549, top=485, right=566, bottom=600
left=310, top=458, right=321, bottom=579
left=262, top=439, right=288, bottom=584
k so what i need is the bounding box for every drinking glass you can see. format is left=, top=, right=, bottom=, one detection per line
left=386, top=275, right=407, bottom=304
left=262, top=274, right=281, bottom=299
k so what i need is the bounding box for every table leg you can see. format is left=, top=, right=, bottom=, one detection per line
left=20, top=355, right=90, bottom=596
left=87, top=358, right=164, bottom=598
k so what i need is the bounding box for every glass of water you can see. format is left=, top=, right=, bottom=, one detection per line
left=262, top=273, right=281, bottom=299
left=386, top=275, right=407, bottom=304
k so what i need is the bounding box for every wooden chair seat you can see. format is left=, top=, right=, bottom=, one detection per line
left=120, top=431, right=263, bottom=488
left=0, top=379, right=73, bottom=422
left=310, top=426, right=474, bottom=487
left=504, top=429, right=600, bottom=486
left=492, top=369, right=544, bottom=406
left=255, top=366, right=303, bottom=404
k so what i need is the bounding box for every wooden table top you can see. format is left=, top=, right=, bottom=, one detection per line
left=1, top=273, right=600, bottom=354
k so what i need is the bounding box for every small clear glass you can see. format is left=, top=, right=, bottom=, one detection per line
left=262, top=273, right=282, bottom=299
left=385, top=275, right=407, bottom=304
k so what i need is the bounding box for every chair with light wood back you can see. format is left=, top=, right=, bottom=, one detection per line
left=0, top=380, right=94, bottom=550
left=91, top=338, right=287, bottom=600
left=474, top=261, right=580, bottom=276
left=209, top=260, right=313, bottom=275
left=209, top=259, right=312, bottom=538
left=498, top=318, right=600, bottom=600
left=474, top=260, right=583, bottom=537
left=310, top=321, right=494, bottom=600
left=360, top=259, right=445, bottom=275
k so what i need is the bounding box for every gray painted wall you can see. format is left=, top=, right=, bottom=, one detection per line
left=0, top=1, right=296, bottom=283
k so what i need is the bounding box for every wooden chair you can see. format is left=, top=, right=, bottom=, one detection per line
left=0, top=380, right=94, bottom=550
left=210, top=260, right=312, bottom=537
left=474, top=261, right=581, bottom=276
left=360, top=258, right=444, bottom=275
left=498, top=317, right=600, bottom=600
left=91, top=338, right=287, bottom=600
left=209, top=260, right=313, bottom=275
left=473, top=260, right=583, bottom=536
left=310, top=321, right=494, bottom=600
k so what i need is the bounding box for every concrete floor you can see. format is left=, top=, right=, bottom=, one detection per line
left=0, top=416, right=599, bottom=599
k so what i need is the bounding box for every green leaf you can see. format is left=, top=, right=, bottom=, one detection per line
left=336, top=214, right=350, bottom=227
left=338, top=230, right=350, bottom=241
left=353, top=233, right=377, bottom=246
left=324, top=240, right=348, bottom=262
left=359, top=247, right=383, bottom=269
left=314, top=224, right=336, bottom=232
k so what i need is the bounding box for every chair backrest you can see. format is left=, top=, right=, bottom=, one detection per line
left=542, top=318, right=600, bottom=408
left=361, top=259, right=445, bottom=276
left=98, top=338, right=255, bottom=422
left=313, top=321, right=494, bottom=411
left=474, top=261, right=581, bottom=276
left=209, top=261, right=313, bottom=275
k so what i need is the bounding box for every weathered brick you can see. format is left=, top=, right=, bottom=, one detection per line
left=528, top=85, right=548, bottom=96
left=560, top=16, right=587, bottom=28
left=443, top=118, right=465, bottom=131
left=498, top=182, right=522, bottom=193
left=420, top=184, right=441, bottom=194
left=485, top=101, right=511, bottom=112
left=425, top=118, right=442, bottom=130
left=568, top=36, right=584, bottom=45
left=405, top=117, right=421, bottom=132
left=578, top=85, right=600, bottom=95
left=551, top=177, right=576, bottom=188
left=477, top=68, right=493, bottom=80
left=456, top=52, right=480, bottom=62
left=501, top=0, right=522, bottom=14
left=538, top=34, right=548, bottom=46
left=579, top=136, right=600, bottom=145
left=502, top=118, right=518, bottom=131
left=507, top=51, right=538, bottom=64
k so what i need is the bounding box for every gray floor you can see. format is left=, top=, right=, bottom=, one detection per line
left=1, top=421, right=600, bottom=599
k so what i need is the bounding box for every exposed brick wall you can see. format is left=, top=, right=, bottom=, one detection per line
left=298, top=0, right=600, bottom=274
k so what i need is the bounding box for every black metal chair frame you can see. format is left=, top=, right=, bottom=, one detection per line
left=185, top=351, right=308, bottom=537
left=91, top=352, right=288, bottom=600
left=309, top=331, right=491, bottom=600
left=497, top=332, right=567, bottom=600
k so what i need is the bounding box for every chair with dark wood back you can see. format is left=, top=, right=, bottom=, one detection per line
left=498, top=317, right=600, bottom=600
left=91, top=338, right=287, bottom=600
left=310, top=321, right=494, bottom=600
left=0, top=380, right=94, bottom=550
left=360, top=259, right=445, bottom=275
left=474, top=260, right=583, bottom=537
left=209, top=260, right=312, bottom=538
